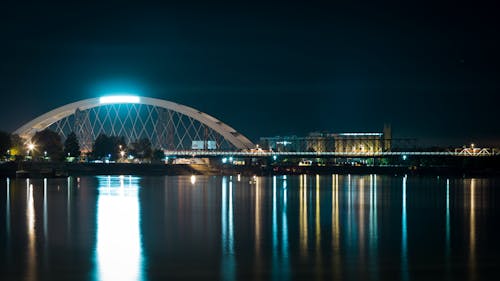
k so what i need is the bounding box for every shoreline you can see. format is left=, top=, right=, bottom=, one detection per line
left=1, top=161, right=499, bottom=178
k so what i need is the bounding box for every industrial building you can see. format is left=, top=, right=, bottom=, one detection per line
left=260, top=124, right=392, bottom=153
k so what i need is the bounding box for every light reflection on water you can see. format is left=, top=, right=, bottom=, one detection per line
left=95, top=175, right=143, bottom=281
left=253, top=175, right=261, bottom=276
left=221, top=176, right=235, bottom=281
left=26, top=181, right=36, bottom=281
left=0, top=174, right=498, bottom=280
left=401, top=175, right=408, bottom=281
left=5, top=178, right=10, bottom=258
left=280, top=177, right=290, bottom=280
left=469, top=178, right=476, bottom=281
left=368, top=174, right=378, bottom=278
left=332, top=174, right=341, bottom=279
left=299, top=174, right=308, bottom=258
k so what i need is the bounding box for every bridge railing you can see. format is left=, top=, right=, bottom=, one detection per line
left=163, top=150, right=500, bottom=157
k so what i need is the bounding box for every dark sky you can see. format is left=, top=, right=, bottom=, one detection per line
left=1, top=2, right=499, bottom=146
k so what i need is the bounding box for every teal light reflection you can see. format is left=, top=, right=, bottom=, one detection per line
left=95, top=176, right=144, bottom=281
left=445, top=179, right=451, bottom=276
left=369, top=175, right=378, bottom=276
left=281, top=178, right=289, bottom=267
left=272, top=178, right=277, bottom=246
left=401, top=175, right=408, bottom=281
left=272, top=176, right=290, bottom=280
left=272, top=176, right=278, bottom=279
left=221, top=177, right=235, bottom=281
left=446, top=179, right=450, bottom=254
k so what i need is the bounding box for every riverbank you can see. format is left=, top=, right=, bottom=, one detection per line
left=1, top=160, right=499, bottom=178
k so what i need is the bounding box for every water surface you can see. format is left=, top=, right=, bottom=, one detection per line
left=1, top=175, right=499, bottom=280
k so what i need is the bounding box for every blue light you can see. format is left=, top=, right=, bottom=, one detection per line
left=222, top=157, right=228, bottom=164
left=402, top=155, right=408, bottom=160
left=229, top=157, right=233, bottom=162
left=273, top=155, right=277, bottom=161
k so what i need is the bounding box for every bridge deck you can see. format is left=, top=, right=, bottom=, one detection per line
left=164, top=150, right=499, bottom=157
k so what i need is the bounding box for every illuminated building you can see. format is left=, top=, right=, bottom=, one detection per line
left=260, top=124, right=392, bottom=152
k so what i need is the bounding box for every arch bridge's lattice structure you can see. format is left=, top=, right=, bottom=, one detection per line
left=14, top=96, right=255, bottom=152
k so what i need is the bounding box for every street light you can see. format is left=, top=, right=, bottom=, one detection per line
left=27, top=143, right=35, bottom=158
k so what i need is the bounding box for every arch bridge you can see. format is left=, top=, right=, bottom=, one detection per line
left=14, top=96, right=255, bottom=152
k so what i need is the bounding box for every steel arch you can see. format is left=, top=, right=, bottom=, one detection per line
left=13, top=96, right=255, bottom=150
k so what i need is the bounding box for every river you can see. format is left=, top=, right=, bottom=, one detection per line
left=1, top=175, right=499, bottom=280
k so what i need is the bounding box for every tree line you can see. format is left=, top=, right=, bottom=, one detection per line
left=0, top=129, right=165, bottom=162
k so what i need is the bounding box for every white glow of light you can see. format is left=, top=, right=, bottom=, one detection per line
left=99, top=95, right=140, bottom=104
left=191, top=175, right=196, bottom=185
left=27, top=183, right=36, bottom=281
left=96, top=176, right=143, bottom=281
left=6, top=178, right=10, bottom=239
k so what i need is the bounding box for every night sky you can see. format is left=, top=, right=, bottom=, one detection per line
left=1, top=2, right=499, bottom=146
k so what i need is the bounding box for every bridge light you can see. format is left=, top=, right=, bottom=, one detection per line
left=222, top=157, right=228, bottom=164
left=272, top=155, right=277, bottom=161
left=229, top=157, right=233, bottom=162
left=99, top=95, right=140, bottom=104
left=402, top=155, right=407, bottom=160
